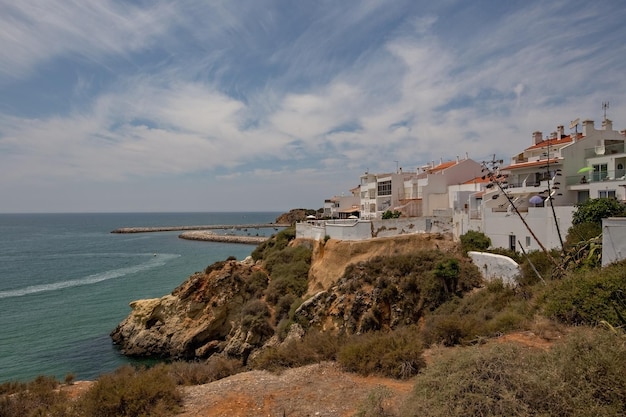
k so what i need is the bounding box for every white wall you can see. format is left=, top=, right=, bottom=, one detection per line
left=295, top=216, right=453, bottom=241
left=602, top=217, right=626, bottom=266
left=468, top=251, right=520, bottom=286
left=483, top=205, right=574, bottom=251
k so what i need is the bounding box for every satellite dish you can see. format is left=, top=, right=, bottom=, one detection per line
left=569, top=118, right=580, bottom=129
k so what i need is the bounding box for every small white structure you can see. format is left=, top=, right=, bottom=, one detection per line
left=602, top=217, right=626, bottom=266
left=468, top=251, right=521, bottom=286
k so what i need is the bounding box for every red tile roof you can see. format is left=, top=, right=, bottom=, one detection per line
left=463, top=176, right=490, bottom=184
left=428, top=160, right=457, bottom=173
left=502, top=158, right=561, bottom=170
left=524, top=134, right=584, bottom=151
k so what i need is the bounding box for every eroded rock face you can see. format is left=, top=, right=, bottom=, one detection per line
left=111, top=233, right=479, bottom=361
left=110, top=260, right=272, bottom=359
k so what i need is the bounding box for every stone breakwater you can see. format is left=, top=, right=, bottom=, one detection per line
left=178, top=231, right=268, bottom=244
left=111, top=224, right=289, bottom=233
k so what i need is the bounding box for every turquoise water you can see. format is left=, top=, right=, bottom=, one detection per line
left=0, top=212, right=280, bottom=383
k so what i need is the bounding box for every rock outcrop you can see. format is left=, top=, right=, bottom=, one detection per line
left=274, top=209, right=313, bottom=225
left=110, top=258, right=273, bottom=360
left=111, top=233, right=478, bottom=361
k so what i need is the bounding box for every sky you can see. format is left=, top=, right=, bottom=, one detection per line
left=1, top=0, right=625, bottom=213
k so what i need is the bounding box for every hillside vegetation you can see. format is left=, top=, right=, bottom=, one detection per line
left=3, top=225, right=626, bottom=416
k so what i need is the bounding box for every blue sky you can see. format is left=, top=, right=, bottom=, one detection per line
left=1, top=0, right=625, bottom=213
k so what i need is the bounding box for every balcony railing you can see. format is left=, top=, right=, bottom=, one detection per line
left=566, top=169, right=626, bottom=185
left=584, top=143, right=625, bottom=158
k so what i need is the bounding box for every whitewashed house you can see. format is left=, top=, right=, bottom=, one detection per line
left=482, top=118, right=626, bottom=252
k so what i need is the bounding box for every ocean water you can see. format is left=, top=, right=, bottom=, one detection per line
left=0, top=212, right=281, bottom=383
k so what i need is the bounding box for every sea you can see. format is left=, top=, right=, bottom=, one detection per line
left=0, top=212, right=282, bottom=383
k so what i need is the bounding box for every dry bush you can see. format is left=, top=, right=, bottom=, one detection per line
left=338, top=326, right=425, bottom=379
left=0, top=375, right=70, bottom=417
left=76, top=364, right=182, bottom=417
left=168, top=356, right=243, bottom=386
left=354, top=385, right=395, bottom=417
left=400, top=327, right=626, bottom=416
left=250, top=330, right=342, bottom=372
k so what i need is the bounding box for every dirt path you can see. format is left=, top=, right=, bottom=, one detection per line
left=178, top=362, right=413, bottom=417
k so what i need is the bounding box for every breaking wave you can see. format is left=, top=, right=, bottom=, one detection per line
left=0, top=253, right=179, bottom=299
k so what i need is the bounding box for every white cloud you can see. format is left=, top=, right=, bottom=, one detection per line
left=1, top=1, right=626, bottom=212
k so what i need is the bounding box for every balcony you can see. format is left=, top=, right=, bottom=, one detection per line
left=584, top=143, right=625, bottom=158
left=566, top=169, right=626, bottom=186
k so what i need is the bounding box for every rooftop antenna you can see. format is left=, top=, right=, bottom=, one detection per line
left=570, top=117, right=580, bottom=138
left=602, top=101, right=610, bottom=121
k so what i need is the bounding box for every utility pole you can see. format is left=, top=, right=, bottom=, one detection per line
left=482, top=156, right=560, bottom=269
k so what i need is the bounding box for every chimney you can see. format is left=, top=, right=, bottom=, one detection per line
left=440, top=157, right=443, bottom=165
left=557, top=125, right=565, bottom=138
left=532, top=131, right=543, bottom=145
left=602, top=118, right=613, bottom=131
left=550, top=131, right=557, bottom=140
left=456, top=155, right=460, bottom=163
left=582, top=120, right=594, bottom=137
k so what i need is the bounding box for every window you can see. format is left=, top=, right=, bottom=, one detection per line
left=599, top=190, right=616, bottom=199
left=592, top=164, right=608, bottom=181
left=377, top=180, right=392, bottom=196
left=525, top=236, right=531, bottom=247
left=509, top=235, right=516, bottom=251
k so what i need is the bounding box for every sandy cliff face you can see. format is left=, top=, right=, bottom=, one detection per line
left=111, top=233, right=467, bottom=360
left=306, top=233, right=457, bottom=295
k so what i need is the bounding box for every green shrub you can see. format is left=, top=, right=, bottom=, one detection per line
left=251, top=226, right=296, bottom=261
left=572, top=197, right=626, bottom=226
left=275, top=293, right=297, bottom=322
left=338, top=251, right=482, bottom=329
left=338, top=327, right=425, bottom=379
left=77, top=364, right=182, bottom=417
left=565, top=221, right=602, bottom=248
left=517, top=249, right=560, bottom=285
left=381, top=210, right=401, bottom=219
left=542, top=260, right=626, bottom=326
left=422, top=280, right=533, bottom=346
left=243, top=270, right=269, bottom=298
left=240, top=299, right=273, bottom=339
left=264, top=245, right=312, bottom=304
left=460, top=230, right=491, bottom=253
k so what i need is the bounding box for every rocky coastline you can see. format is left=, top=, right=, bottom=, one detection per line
left=110, top=233, right=461, bottom=361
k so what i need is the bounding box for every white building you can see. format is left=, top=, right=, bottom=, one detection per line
left=323, top=186, right=361, bottom=219
left=358, top=158, right=483, bottom=220
left=482, top=118, right=626, bottom=252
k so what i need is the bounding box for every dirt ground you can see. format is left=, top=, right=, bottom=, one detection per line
left=62, top=331, right=555, bottom=417
left=177, top=361, right=413, bottom=417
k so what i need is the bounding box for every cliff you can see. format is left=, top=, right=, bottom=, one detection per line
left=111, top=233, right=475, bottom=361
